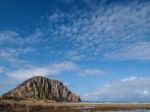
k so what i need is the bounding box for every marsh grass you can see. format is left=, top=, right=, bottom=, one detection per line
left=0, top=98, right=150, bottom=112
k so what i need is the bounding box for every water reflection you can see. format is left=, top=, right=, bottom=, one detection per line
left=33, top=109, right=150, bottom=112
left=1, top=107, right=150, bottom=112
left=20, top=108, right=150, bottom=112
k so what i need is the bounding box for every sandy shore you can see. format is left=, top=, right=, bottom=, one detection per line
left=0, top=99, right=150, bottom=111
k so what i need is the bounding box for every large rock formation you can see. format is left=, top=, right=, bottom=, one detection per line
left=2, top=76, right=81, bottom=102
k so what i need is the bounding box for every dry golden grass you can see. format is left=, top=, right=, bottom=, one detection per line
left=0, top=99, right=150, bottom=111
left=0, top=98, right=56, bottom=106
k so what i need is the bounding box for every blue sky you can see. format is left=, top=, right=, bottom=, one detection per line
left=0, top=0, right=150, bottom=101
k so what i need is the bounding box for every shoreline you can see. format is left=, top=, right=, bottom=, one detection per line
left=1, top=99, right=150, bottom=111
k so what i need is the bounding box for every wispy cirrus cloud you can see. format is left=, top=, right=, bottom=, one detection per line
left=47, top=0, right=150, bottom=61
left=8, top=61, right=77, bottom=80
left=105, top=42, right=150, bottom=61
left=0, top=31, right=21, bottom=45
left=0, top=29, right=43, bottom=46
left=65, top=51, right=86, bottom=61
left=82, top=76, right=150, bottom=101
left=0, top=0, right=149, bottom=63
left=0, top=47, right=36, bottom=68
left=0, top=29, right=43, bottom=68
left=0, top=0, right=149, bottom=75
left=78, top=68, right=104, bottom=77
left=7, top=61, right=105, bottom=80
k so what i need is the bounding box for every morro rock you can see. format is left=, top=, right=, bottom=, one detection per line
left=2, top=76, right=81, bottom=102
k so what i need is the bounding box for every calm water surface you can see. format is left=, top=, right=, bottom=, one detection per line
left=1, top=109, right=150, bottom=112
left=36, top=109, right=150, bottom=112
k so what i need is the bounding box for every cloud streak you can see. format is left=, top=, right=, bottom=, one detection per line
left=0, top=0, right=149, bottom=63
left=78, top=68, right=104, bottom=77
left=82, top=76, right=150, bottom=101
left=7, top=61, right=105, bottom=80
left=0, top=30, right=43, bottom=68
left=8, top=61, right=77, bottom=80
left=47, top=0, right=150, bottom=61
left=105, top=42, right=150, bottom=60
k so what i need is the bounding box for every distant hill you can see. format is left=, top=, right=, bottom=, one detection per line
left=2, top=76, right=81, bottom=102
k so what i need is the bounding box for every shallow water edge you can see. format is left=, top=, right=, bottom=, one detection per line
left=1, top=101, right=150, bottom=112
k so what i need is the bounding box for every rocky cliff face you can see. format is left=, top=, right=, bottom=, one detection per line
left=2, top=76, right=81, bottom=102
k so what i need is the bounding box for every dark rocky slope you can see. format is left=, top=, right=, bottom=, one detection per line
left=2, top=76, right=81, bottom=102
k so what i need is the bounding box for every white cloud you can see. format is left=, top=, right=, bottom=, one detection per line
left=143, top=90, right=149, bottom=96
left=0, top=31, right=21, bottom=45
left=64, top=82, right=71, bottom=86
left=121, top=76, right=137, bottom=82
left=82, top=76, right=150, bottom=101
left=0, top=29, right=43, bottom=46
left=0, top=48, right=35, bottom=68
left=1, top=1, right=149, bottom=62
left=8, top=61, right=77, bottom=80
left=0, top=48, right=36, bottom=56
left=78, top=68, right=104, bottom=77
left=47, top=0, right=150, bottom=61
left=105, top=42, right=150, bottom=61
left=65, top=51, right=86, bottom=61
left=7, top=61, right=105, bottom=80
left=25, top=29, right=44, bottom=44
left=0, top=29, right=42, bottom=68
